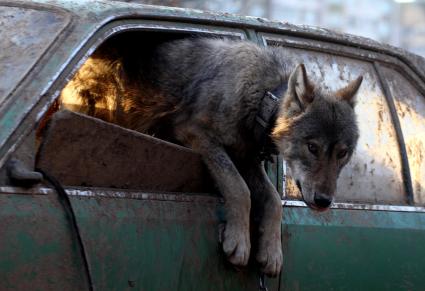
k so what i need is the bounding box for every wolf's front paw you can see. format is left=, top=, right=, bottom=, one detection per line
left=256, top=236, right=283, bottom=277
left=221, top=222, right=251, bottom=266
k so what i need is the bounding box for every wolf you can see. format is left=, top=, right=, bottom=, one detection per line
left=60, top=37, right=362, bottom=277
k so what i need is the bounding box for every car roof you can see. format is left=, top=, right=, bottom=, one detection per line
left=2, top=0, right=425, bottom=88
left=24, top=0, right=425, bottom=80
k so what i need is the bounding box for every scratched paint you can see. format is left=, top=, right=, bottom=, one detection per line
left=281, top=206, right=425, bottom=291
left=0, top=187, right=280, bottom=290
left=0, top=6, right=68, bottom=104
left=1, top=1, right=425, bottom=290
left=380, top=65, right=425, bottom=205
left=265, top=41, right=405, bottom=204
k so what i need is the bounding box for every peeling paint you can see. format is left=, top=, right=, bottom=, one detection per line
left=0, top=6, right=69, bottom=104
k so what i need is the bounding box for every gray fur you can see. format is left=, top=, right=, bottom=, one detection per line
left=60, top=37, right=362, bottom=277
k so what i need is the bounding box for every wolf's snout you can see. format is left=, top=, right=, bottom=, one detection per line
left=313, top=193, right=332, bottom=209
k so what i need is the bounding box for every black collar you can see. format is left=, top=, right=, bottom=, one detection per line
left=253, top=82, right=288, bottom=161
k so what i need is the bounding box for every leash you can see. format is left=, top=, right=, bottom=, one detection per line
left=36, top=169, right=95, bottom=291
left=258, top=272, right=269, bottom=291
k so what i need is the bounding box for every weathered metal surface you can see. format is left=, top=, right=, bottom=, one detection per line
left=265, top=39, right=405, bottom=204
left=379, top=65, right=425, bottom=205
left=281, top=206, right=425, bottom=290
left=265, top=156, right=284, bottom=196
left=2, top=0, right=425, bottom=172
left=4, top=184, right=425, bottom=290
left=374, top=63, right=414, bottom=205
left=282, top=199, right=425, bottom=213
left=0, top=5, right=69, bottom=104
left=70, top=193, right=280, bottom=291
left=0, top=186, right=280, bottom=290
left=8, top=186, right=425, bottom=212
left=261, top=34, right=425, bottom=97
left=0, top=1, right=424, bottom=290
left=36, top=110, right=214, bottom=193
left=6, top=158, right=43, bottom=186
left=0, top=192, right=89, bottom=290
left=26, top=0, right=425, bottom=86
left=0, top=130, right=38, bottom=185
left=0, top=2, right=74, bottom=167
left=0, top=186, right=51, bottom=195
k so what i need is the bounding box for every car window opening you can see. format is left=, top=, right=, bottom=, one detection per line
left=34, top=30, right=223, bottom=193
left=37, top=31, right=194, bottom=143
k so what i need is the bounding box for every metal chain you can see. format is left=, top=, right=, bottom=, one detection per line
left=259, top=273, right=269, bottom=291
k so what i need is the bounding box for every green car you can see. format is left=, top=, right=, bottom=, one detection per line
left=1, top=1, right=425, bottom=290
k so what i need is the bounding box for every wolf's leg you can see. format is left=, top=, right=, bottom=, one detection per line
left=176, top=127, right=251, bottom=267
left=241, top=160, right=283, bottom=277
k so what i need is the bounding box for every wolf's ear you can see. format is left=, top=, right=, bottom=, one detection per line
left=288, top=64, right=315, bottom=110
left=335, top=76, right=363, bottom=107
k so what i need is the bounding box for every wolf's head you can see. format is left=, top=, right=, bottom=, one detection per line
left=272, top=64, right=362, bottom=210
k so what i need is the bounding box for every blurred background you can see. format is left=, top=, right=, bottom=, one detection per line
left=118, top=0, right=425, bottom=57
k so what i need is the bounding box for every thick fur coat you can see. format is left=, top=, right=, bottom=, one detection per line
left=60, top=38, right=362, bottom=276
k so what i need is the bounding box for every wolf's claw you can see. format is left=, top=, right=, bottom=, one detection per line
left=256, top=237, right=283, bottom=277
left=222, top=223, right=251, bottom=266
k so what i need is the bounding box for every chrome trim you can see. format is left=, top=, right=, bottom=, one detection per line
left=0, top=186, right=221, bottom=203
left=65, top=188, right=221, bottom=204
left=282, top=199, right=425, bottom=213
left=2, top=186, right=425, bottom=212
left=0, top=186, right=50, bottom=195
left=107, top=22, right=245, bottom=38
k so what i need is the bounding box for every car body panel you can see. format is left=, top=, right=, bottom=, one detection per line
left=69, top=192, right=278, bottom=291
left=1, top=1, right=425, bottom=290
left=0, top=187, right=280, bottom=290
left=0, top=188, right=89, bottom=291
left=379, top=65, right=425, bottom=204
left=0, top=5, right=69, bottom=104
left=282, top=204, right=425, bottom=290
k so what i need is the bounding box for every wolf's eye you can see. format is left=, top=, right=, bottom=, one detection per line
left=337, top=149, right=348, bottom=159
left=307, top=143, right=319, bottom=156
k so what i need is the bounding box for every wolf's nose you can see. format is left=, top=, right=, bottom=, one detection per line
left=314, top=193, right=332, bottom=208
